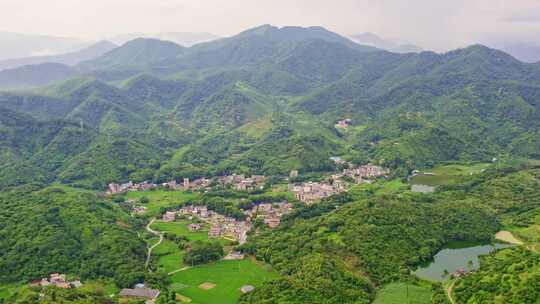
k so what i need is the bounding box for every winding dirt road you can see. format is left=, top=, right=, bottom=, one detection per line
left=145, top=218, right=163, bottom=269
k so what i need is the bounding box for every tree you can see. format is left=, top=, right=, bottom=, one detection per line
left=183, top=241, right=224, bottom=265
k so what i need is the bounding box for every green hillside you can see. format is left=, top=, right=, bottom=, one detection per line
left=0, top=185, right=146, bottom=285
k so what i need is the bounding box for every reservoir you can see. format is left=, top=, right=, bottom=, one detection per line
left=414, top=242, right=512, bottom=281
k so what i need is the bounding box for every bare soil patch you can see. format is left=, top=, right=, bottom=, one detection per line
left=198, top=282, right=216, bottom=290
left=495, top=231, right=523, bottom=245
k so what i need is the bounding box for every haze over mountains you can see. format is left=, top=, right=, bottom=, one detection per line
left=350, top=32, right=423, bottom=53
left=109, top=31, right=221, bottom=46
left=0, top=40, right=117, bottom=71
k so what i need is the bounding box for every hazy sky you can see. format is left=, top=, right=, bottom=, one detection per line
left=0, top=0, right=538, bottom=51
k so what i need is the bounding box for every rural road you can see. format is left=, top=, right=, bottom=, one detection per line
left=168, top=266, right=191, bottom=275
left=145, top=218, right=163, bottom=269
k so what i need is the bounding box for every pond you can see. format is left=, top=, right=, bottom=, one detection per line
left=414, top=241, right=512, bottom=281
left=411, top=184, right=436, bottom=193
left=409, top=174, right=442, bottom=193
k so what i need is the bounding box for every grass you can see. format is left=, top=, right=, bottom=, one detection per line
left=374, top=282, right=433, bottom=304
left=350, top=179, right=409, bottom=196
left=125, top=190, right=199, bottom=216
left=150, top=219, right=233, bottom=273
left=152, top=219, right=210, bottom=242
left=410, top=163, right=492, bottom=186
left=154, top=240, right=185, bottom=273
left=0, top=285, right=14, bottom=300
left=170, top=259, right=279, bottom=304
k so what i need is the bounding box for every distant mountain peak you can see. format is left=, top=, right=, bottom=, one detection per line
left=350, top=32, right=422, bottom=54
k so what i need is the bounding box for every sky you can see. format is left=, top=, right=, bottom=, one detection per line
left=0, top=0, right=538, bottom=51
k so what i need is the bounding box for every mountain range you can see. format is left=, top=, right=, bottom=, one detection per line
left=109, top=31, right=220, bottom=46
left=0, top=31, right=87, bottom=61
left=0, top=24, right=538, bottom=190
left=0, top=40, right=117, bottom=71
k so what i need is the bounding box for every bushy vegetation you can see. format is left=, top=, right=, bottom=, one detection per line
left=183, top=241, right=224, bottom=265
left=0, top=185, right=146, bottom=287
left=454, top=247, right=540, bottom=303
left=239, top=167, right=540, bottom=303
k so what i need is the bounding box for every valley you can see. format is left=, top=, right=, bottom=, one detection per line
left=0, top=23, right=539, bottom=304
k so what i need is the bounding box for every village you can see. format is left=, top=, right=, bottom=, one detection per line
left=107, top=161, right=390, bottom=213
left=106, top=173, right=267, bottom=195
left=288, top=162, right=390, bottom=203
left=162, top=200, right=293, bottom=245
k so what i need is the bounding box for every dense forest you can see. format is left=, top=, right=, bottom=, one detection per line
left=454, top=247, right=540, bottom=303
left=0, top=185, right=146, bottom=287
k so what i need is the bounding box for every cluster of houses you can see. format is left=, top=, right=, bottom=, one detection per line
left=289, top=163, right=389, bottom=204
left=174, top=205, right=252, bottom=245
left=30, top=273, right=82, bottom=289
left=165, top=202, right=293, bottom=244
left=243, top=202, right=294, bottom=228
left=107, top=174, right=267, bottom=195
left=288, top=181, right=344, bottom=204
left=333, top=163, right=390, bottom=184
left=107, top=181, right=158, bottom=194
left=218, top=174, right=266, bottom=191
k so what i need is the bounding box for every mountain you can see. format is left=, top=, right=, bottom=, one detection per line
left=110, top=31, right=220, bottom=46
left=0, top=25, right=539, bottom=187
left=79, top=38, right=185, bottom=71
left=0, top=63, right=79, bottom=89
left=0, top=31, right=85, bottom=61
left=0, top=25, right=374, bottom=89
left=350, top=32, right=423, bottom=53
left=0, top=40, right=117, bottom=71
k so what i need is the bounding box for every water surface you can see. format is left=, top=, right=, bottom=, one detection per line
left=414, top=242, right=512, bottom=281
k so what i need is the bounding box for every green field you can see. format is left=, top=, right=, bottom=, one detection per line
left=125, top=190, right=199, bottom=216
left=351, top=179, right=409, bottom=196
left=152, top=219, right=210, bottom=241
left=374, top=283, right=432, bottom=304
left=0, top=285, right=13, bottom=300
left=153, top=239, right=185, bottom=273
left=170, top=259, right=279, bottom=304
left=151, top=219, right=233, bottom=273
left=410, top=163, right=491, bottom=186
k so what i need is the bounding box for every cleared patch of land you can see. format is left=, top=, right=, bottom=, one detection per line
left=176, top=293, right=192, bottom=302
left=199, top=282, right=216, bottom=290
left=374, top=282, right=432, bottom=304
left=170, top=259, right=278, bottom=304
left=410, top=163, right=491, bottom=186
left=495, top=231, right=524, bottom=245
